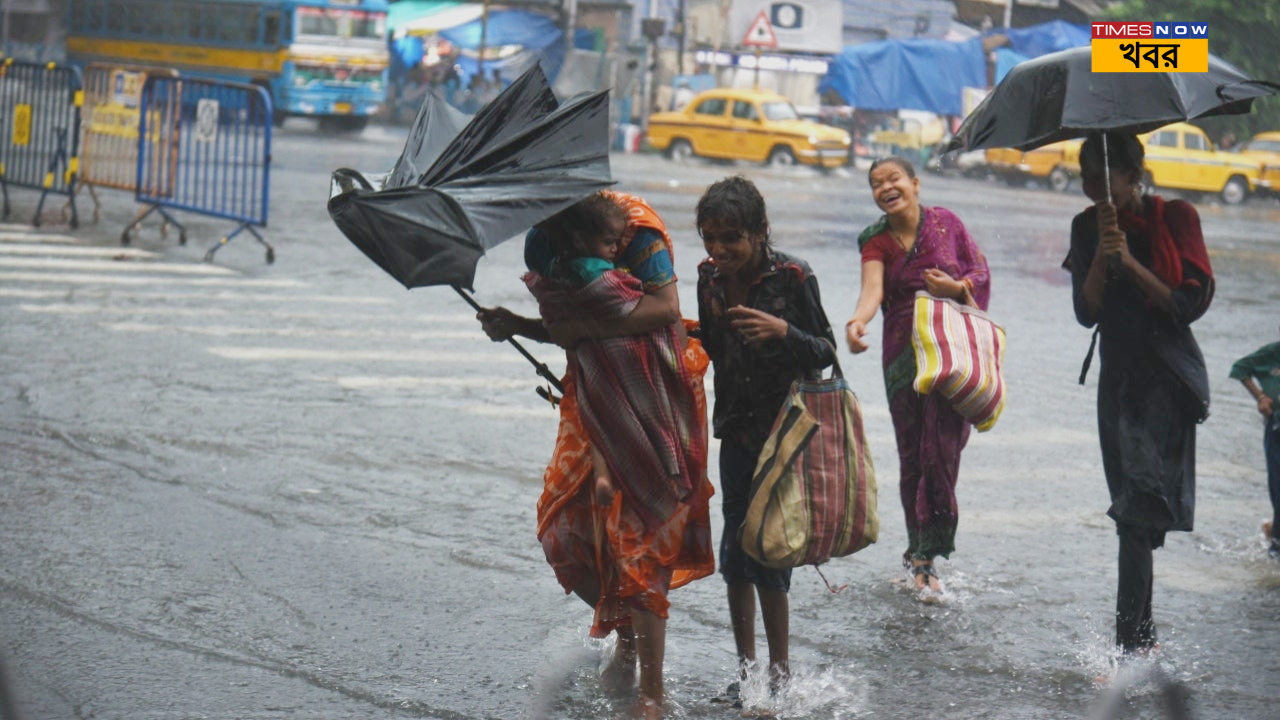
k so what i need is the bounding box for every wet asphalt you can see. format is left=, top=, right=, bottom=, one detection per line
left=2, top=119, right=1279, bottom=719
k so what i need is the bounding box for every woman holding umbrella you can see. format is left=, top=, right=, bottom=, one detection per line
left=478, top=191, right=713, bottom=719
left=1065, top=132, right=1213, bottom=657
left=845, top=156, right=991, bottom=600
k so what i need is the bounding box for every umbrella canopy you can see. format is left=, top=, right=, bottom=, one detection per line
left=946, top=46, right=1279, bottom=153
left=327, top=64, right=613, bottom=291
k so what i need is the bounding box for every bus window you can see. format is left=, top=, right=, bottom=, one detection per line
left=106, top=0, right=126, bottom=33
left=299, top=8, right=339, bottom=36
left=143, top=5, right=163, bottom=36
left=126, top=1, right=158, bottom=36
left=164, top=7, right=187, bottom=41
left=263, top=12, right=281, bottom=46
left=70, top=0, right=90, bottom=31
left=297, top=7, right=385, bottom=40
left=189, top=7, right=212, bottom=41
left=349, top=12, right=384, bottom=39
left=219, top=7, right=255, bottom=44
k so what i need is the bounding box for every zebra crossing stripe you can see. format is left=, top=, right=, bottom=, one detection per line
left=207, top=347, right=531, bottom=363
left=0, top=256, right=237, bottom=275
left=0, top=271, right=301, bottom=287
left=0, top=243, right=158, bottom=258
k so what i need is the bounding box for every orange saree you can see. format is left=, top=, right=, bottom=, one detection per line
left=535, top=192, right=714, bottom=636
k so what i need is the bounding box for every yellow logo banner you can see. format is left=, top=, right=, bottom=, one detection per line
left=1092, top=38, right=1208, bottom=72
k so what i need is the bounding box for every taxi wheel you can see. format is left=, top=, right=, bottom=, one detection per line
left=1049, top=166, right=1071, bottom=193
left=668, top=139, right=694, bottom=162
left=767, top=146, right=796, bottom=167
left=1220, top=176, right=1248, bottom=205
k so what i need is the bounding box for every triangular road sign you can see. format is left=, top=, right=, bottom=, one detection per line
left=742, top=10, right=778, bottom=48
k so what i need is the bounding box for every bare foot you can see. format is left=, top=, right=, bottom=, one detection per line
left=632, top=694, right=662, bottom=720
left=600, top=643, right=637, bottom=694
left=911, top=561, right=942, bottom=593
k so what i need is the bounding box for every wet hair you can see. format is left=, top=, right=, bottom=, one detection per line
left=535, top=192, right=626, bottom=260
left=695, top=175, right=770, bottom=246
left=1080, top=132, right=1145, bottom=177
left=868, top=155, right=917, bottom=183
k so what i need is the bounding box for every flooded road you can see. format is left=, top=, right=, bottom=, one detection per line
left=2, top=120, right=1279, bottom=720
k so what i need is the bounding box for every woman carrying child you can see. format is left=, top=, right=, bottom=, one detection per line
left=694, top=176, right=837, bottom=701
left=479, top=191, right=714, bottom=719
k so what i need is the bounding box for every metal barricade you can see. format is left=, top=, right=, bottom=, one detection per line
left=128, top=76, right=273, bottom=263
left=0, top=59, right=82, bottom=227
left=78, top=63, right=179, bottom=222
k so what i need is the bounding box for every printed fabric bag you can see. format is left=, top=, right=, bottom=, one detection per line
left=739, top=362, right=878, bottom=570
left=911, top=290, right=1008, bottom=432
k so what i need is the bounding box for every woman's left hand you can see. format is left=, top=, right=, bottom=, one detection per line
left=728, top=306, right=787, bottom=345
left=923, top=268, right=965, bottom=300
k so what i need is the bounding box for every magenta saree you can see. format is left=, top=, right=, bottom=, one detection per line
left=858, top=206, right=991, bottom=560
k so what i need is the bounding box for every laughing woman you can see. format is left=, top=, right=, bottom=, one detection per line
left=844, top=156, right=990, bottom=599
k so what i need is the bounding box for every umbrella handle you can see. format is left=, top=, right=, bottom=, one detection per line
left=1101, top=134, right=1122, bottom=279
left=453, top=285, right=566, bottom=395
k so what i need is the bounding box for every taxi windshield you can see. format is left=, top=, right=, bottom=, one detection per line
left=762, top=101, right=799, bottom=121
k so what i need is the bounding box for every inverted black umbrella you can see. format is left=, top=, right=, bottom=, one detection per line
left=946, top=46, right=1278, bottom=157
left=327, top=64, right=614, bottom=394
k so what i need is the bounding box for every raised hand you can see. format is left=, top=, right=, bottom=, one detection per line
left=727, top=306, right=787, bottom=346
left=476, top=306, right=519, bottom=342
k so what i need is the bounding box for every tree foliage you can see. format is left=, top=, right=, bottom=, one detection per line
left=1101, top=0, right=1280, bottom=146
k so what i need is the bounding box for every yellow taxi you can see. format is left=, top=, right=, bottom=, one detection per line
left=1139, top=122, right=1268, bottom=204
left=645, top=88, right=852, bottom=168
left=984, top=139, right=1082, bottom=192
left=1232, top=131, right=1280, bottom=197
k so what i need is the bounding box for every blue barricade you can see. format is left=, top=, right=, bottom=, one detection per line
left=0, top=59, right=82, bottom=227
left=128, top=76, right=274, bottom=263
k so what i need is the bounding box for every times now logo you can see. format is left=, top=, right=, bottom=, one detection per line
left=1091, top=22, right=1208, bottom=38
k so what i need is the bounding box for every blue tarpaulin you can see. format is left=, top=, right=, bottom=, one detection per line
left=990, top=21, right=1090, bottom=85
left=994, top=47, right=1028, bottom=84
left=818, top=37, right=986, bottom=116
left=440, top=10, right=569, bottom=84
left=994, top=20, right=1090, bottom=59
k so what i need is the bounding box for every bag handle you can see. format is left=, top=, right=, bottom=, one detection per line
left=813, top=565, right=847, bottom=594
left=823, top=338, right=844, bottom=380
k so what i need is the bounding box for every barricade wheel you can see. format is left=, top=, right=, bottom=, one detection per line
left=266, top=248, right=275, bottom=264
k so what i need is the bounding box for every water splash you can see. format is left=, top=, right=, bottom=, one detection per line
left=520, top=636, right=600, bottom=720
left=735, top=662, right=870, bottom=719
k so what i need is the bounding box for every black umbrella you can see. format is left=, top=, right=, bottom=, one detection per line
left=327, top=65, right=614, bottom=394
left=946, top=46, right=1278, bottom=157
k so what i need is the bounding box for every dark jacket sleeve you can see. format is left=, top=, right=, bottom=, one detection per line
left=1164, top=200, right=1213, bottom=325
left=696, top=275, right=722, bottom=363
left=781, top=273, right=837, bottom=372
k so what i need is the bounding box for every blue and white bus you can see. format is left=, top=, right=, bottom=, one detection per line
left=66, top=0, right=390, bottom=131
